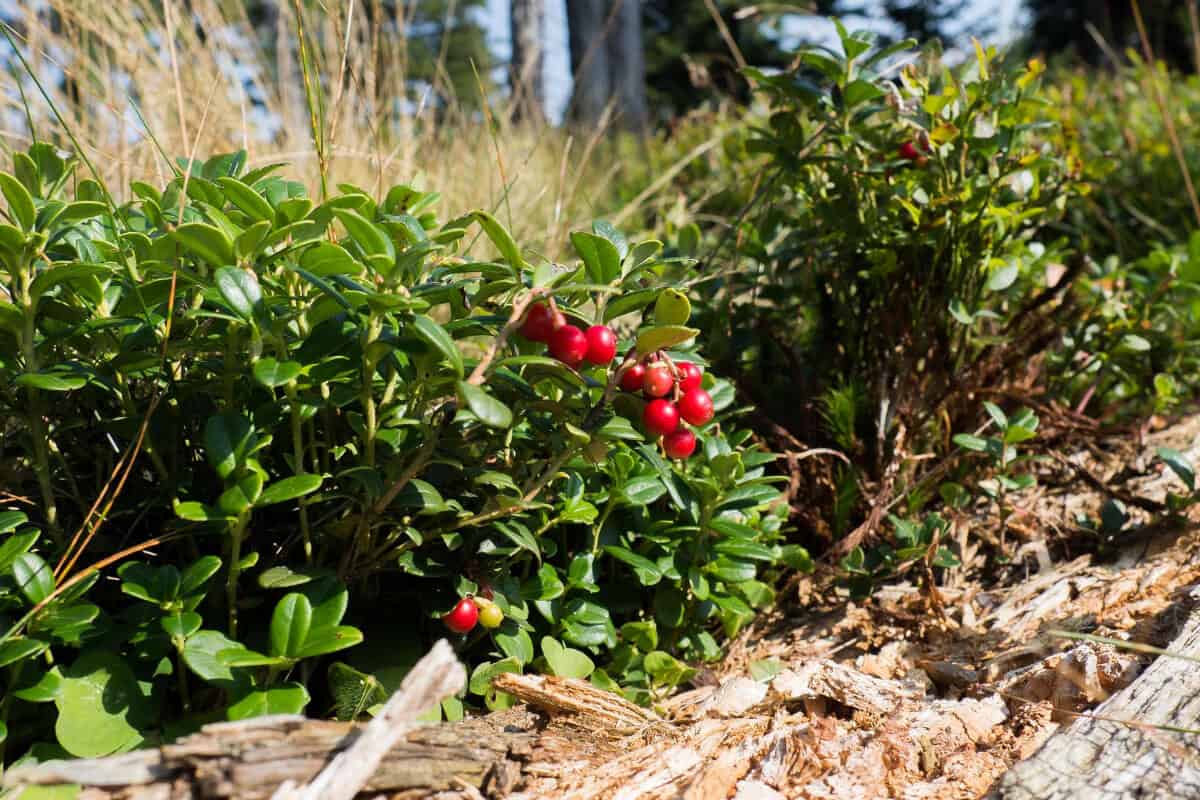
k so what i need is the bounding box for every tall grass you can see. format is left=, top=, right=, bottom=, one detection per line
left=0, top=0, right=619, bottom=256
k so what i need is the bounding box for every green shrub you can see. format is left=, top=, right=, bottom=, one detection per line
left=714, top=34, right=1077, bottom=464
left=0, top=145, right=798, bottom=761
left=1044, top=234, right=1200, bottom=418
left=1042, top=62, right=1200, bottom=259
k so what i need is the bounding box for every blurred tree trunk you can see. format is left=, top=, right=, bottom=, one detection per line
left=566, top=0, right=611, bottom=127
left=607, top=0, right=647, bottom=133
left=510, top=0, right=546, bottom=123
left=566, top=0, right=646, bottom=133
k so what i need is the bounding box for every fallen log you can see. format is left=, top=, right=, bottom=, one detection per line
left=994, top=587, right=1200, bottom=800
left=2, top=641, right=533, bottom=800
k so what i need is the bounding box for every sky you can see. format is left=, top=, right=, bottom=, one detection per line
left=482, top=0, right=1025, bottom=122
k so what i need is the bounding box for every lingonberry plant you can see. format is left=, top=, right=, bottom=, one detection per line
left=0, top=145, right=799, bottom=762
left=647, top=27, right=1084, bottom=583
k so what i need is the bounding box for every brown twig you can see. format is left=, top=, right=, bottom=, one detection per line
left=466, top=288, right=549, bottom=386
left=1046, top=450, right=1166, bottom=513
left=829, top=423, right=907, bottom=559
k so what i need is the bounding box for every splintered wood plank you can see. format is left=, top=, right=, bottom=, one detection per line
left=994, top=588, right=1200, bottom=800
left=2, top=643, right=532, bottom=800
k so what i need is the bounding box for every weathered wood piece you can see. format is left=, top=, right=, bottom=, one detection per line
left=3, top=643, right=532, bottom=800
left=492, top=672, right=666, bottom=735
left=994, top=588, right=1200, bottom=800
left=273, top=638, right=465, bottom=800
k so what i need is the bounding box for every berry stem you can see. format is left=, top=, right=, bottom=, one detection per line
left=467, top=287, right=550, bottom=386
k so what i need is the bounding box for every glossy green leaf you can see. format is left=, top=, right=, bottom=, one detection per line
left=472, top=210, right=522, bottom=271
left=12, top=552, right=54, bottom=604
left=217, top=176, right=274, bottom=222
left=174, top=222, right=234, bottom=267
left=217, top=472, right=263, bottom=516
left=410, top=314, right=464, bottom=377
left=161, top=612, right=202, bottom=640
left=173, top=500, right=233, bottom=523
left=571, top=231, right=621, bottom=284
left=58, top=200, right=107, bottom=224
left=300, top=241, right=361, bottom=276
left=253, top=358, right=302, bottom=388
left=0, top=637, right=49, bottom=668
left=494, top=624, right=534, bottom=664
left=55, top=651, right=149, bottom=757
left=541, top=636, right=594, bottom=679
left=256, top=474, right=324, bottom=506
left=457, top=381, right=513, bottom=428
left=182, top=630, right=242, bottom=686
left=334, top=208, right=394, bottom=261
left=0, top=171, right=36, bottom=230
left=227, top=683, right=310, bottom=720
left=270, top=593, right=313, bottom=658
left=635, top=325, right=699, bottom=355
left=214, top=266, right=263, bottom=321
left=15, top=372, right=88, bottom=392
left=0, top=510, right=28, bottom=534
left=603, top=546, right=663, bottom=585
left=294, top=625, right=363, bottom=659
left=603, top=288, right=658, bottom=321
left=643, top=650, right=694, bottom=687
left=30, top=263, right=109, bottom=303
left=204, top=413, right=254, bottom=479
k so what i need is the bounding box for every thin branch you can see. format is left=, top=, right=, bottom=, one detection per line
left=466, top=288, right=548, bottom=386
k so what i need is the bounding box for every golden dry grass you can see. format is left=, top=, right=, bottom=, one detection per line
left=1, top=0, right=627, bottom=256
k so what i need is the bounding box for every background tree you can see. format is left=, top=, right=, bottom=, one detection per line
left=641, top=0, right=794, bottom=121
left=1024, top=0, right=1194, bottom=71
left=511, top=0, right=546, bottom=122
left=566, top=0, right=647, bottom=132
left=833, top=0, right=975, bottom=48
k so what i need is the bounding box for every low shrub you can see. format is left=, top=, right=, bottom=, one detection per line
left=0, top=145, right=799, bottom=762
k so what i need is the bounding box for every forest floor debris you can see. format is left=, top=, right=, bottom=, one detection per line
left=8, top=416, right=1200, bottom=799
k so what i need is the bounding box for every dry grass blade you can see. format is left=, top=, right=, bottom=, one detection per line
left=1, top=1, right=630, bottom=251
left=1130, top=0, right=1200, bottom=228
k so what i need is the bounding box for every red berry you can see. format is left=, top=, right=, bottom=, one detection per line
left=643, top=398, right=680, bottom=437
left=549, top=325, right=588, bottom=367
left=899, top=141, right=921, bottom=161
left=642, top=363, right=675, bottom=398
left=678, top=389, right=714, bottom=426
left=677, top=362, right=703, bottom=393
left=584, top=325, right=617, bottom=365
left=663, top=428, right=697, bottom=459
left=520, top=303, right=555, bottom=342
left=621, top=363, right=647, bottom=392
left=442, top=597, right=478, bottom=634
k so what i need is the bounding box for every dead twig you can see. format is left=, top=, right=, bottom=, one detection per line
left=1046, top=450, right=1166, bottom=514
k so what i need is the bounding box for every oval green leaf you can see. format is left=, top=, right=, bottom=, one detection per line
left=635, top=325, right=699, bottom=355
left=270, top=593, right=313, bottom=658
left=457, top=381, right=513, bottom=429
left=410, top=314, right=464, bottom=377
left=256, top=474, right=324, bottom=507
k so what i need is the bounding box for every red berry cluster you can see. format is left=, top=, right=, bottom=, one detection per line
left=520, top=302, right=617, bottom=368
left=621, top=357, right=713, bottom=459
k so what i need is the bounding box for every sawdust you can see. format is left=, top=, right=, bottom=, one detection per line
left=495, top=414, right=1200, bottom=799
